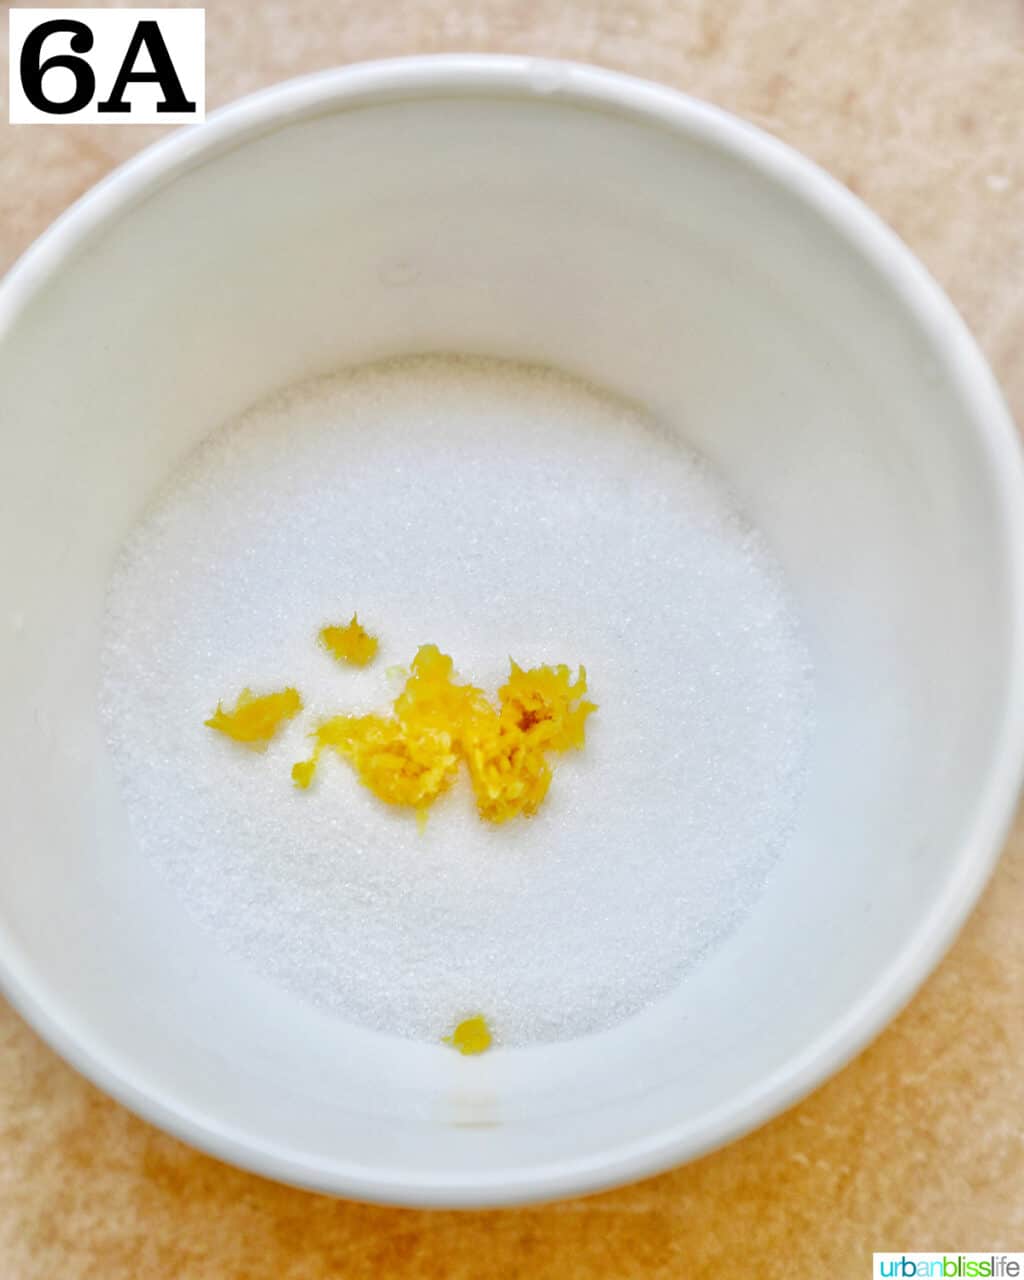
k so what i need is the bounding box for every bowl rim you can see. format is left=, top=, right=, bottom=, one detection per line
left=2, top=53, right=1023, bottom=1208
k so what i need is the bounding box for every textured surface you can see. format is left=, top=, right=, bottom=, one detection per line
left=2, top=0, right=1024, bottom=1273
left=100, top=358, right=811, bottom=1043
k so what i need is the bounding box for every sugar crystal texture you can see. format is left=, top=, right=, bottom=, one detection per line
left=101, top=357, right=814, bottom=1046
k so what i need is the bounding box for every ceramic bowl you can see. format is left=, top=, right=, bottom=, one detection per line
left=1, top=56, right=1022, bottom=1206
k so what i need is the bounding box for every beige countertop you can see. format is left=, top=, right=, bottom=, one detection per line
left=2, top=1, right=1024, bottom=1273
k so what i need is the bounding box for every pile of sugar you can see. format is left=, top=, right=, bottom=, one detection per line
left=101, top=357, right=813, bottom=1046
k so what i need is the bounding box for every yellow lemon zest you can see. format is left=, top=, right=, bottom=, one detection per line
left=205, top=687, right=302, bottom=748
left=294, top=646, right=595, bottom=823
left=290, top=757, right=317, bottom=790
left=319, top=614, right=379, bottom=667
left=444, top=1015, right=492, bottom=1055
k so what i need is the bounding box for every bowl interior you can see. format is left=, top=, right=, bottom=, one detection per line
left=0, top=65, right=1018, bottom=1202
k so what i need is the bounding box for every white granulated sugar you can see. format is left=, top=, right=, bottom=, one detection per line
left=101, top=357, right=813, bottom=1046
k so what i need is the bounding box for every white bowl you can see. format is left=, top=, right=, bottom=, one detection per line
left=1, top=56, right=1022, bottom=1207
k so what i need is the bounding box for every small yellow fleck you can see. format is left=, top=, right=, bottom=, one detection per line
left=205, top=687, right=302, bottom=748
left=291, top=758, right=317, bottom=790
left=444, top=1015, right=492, bottom=1056
left=319, top=614, right=379, bottom=667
